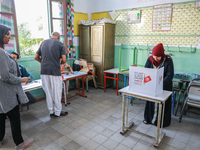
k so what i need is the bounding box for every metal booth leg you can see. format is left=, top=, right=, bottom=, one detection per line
left=154, top=102, right=166, bottom=147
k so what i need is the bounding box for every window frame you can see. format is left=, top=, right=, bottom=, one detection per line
left=0, top=0, right=20, bottom=54
left=49, top=0, right=68, bottom=51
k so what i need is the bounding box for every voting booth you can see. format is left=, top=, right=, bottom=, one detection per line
left=129, top=66, right=164, bottom=96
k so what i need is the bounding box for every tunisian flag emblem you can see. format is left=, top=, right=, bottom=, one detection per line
left=144, top=76, right=151, bottom=83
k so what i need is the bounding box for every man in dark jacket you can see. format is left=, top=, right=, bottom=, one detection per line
left=10, top=52, right=33, bottom=82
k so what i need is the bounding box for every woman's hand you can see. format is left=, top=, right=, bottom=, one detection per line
left=22, top=77, right=31, bottom=84
left=63, top=71, right=69, bottom=75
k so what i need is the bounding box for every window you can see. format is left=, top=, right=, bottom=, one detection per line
left=0, top=0, right=19, bottom=54
left=49, top=0, right=67, bottom=50
left=49, top=0, right=76, bottom=59
left=15, top=0, right=49, bottom=56
left=1, top=0, right=75, bottom=57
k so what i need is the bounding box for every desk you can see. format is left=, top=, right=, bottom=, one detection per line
left=62, top=72, right=87, bottom=106
left=119, top=86, right=172, bottom=147
left=22, top=73, right=87, bottom=106
left=22, top=80, right=42, bottom=110
left=22, top=79, right=42, bottom=92
left=104, top=68, right=120, bottom=95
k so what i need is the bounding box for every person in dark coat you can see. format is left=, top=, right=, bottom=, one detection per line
left=143, top=43, right=174, bottom=127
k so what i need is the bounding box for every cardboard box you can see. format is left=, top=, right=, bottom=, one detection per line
left=129, top=66, right=164, bottom=96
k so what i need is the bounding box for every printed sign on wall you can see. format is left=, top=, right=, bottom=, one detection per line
left=152, top=3, right=172, bottom=32
left=127, top=10, right=141, bottom=23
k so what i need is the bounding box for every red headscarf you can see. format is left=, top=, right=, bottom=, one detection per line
left=148, top=43, right=170, bottom=67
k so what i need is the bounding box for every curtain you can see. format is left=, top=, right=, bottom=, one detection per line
left=0, top=0, right=15, bottom=52
left=66, top=0, right=75, bottom=59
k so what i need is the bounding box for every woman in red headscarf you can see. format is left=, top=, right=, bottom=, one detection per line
left=143, top=43, right=174, bottom=127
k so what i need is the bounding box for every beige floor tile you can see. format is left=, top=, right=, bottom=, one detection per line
left=83, top=140, right=100, bottom=150
left=2, top=87, right=200, bottom=150
left=96, top=145, right=110, bottom=150
left=133, top=141, right=150, bottom=150
left=101, top=128, right=115, bottom=138
left=92, top=134, right=108, bottom=144
left=74, top=135, right=90, bottom=145
left=55, top=136, right=72, bottom=147
left=120, top=136, right=138, bottom=148
left=102, top=139, right=119, bottom=149
left=83, top=129, right=99, bottom=139
left=42, top=142, right=62, bottom=150
left=114, top=144, right=131, bottom=150
left=63, top=141, right=81, bottom=150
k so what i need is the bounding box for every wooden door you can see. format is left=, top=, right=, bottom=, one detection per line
left=91, top=25, right=104, bottom=87
left=79, top=25, right=91, bottom=62
left=103, top=23, right=115, bottom=88
left=104, top=23, right=115, bottom=70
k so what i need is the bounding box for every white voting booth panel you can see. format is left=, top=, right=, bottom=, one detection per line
left=129, top=66, right=164, bottom=96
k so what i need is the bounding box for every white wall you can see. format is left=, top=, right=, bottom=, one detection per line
left=74, top=0, right=90, bottom=13
left=74, top=0, right=92, bottom=20
left=75, top=0, right=196, bottom=14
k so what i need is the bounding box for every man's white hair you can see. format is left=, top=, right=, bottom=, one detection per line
left=51, top=32, right=60, bottom=38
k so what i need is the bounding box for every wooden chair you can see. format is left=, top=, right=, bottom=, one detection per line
left=78, top=59, right=98, bottom=92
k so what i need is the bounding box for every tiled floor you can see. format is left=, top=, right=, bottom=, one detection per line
left=1, top=87, right=200, bottom=150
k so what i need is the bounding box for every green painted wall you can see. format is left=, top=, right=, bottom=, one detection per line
left=20, top=45, right=200, bottom=98
left=75, top=46, right=79, bottom=59
left=115, top=45, right=200, bottom=75
left=114, top=45, right=200, bottom=88
left=18, top=56, right=44, bottom=99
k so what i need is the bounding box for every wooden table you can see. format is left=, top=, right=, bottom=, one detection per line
left=119, top=86, right=172, bottom=147
left=104, top=68, right=120, bottom=95
left=62, top=72, right=87, bottom=106
left=23, top=73, right=88, bottom=107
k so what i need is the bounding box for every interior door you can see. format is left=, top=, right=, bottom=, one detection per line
left=91, top=24, right=104, bottom=87
left=79, top=25, right=91, bottom=62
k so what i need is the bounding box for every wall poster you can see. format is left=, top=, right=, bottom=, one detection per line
left=127, top=10, right=141, bottom=23
left=152, top=3, right=172, bottom=32
left=194, top=1, right=200, bottom=12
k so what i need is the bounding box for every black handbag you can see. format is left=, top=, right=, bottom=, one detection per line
left=25, top=92, right=36, bottom=104
left=73, top=63, right=80, bottom=71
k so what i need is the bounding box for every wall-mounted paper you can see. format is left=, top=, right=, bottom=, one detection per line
left=152, top=3, right=172, bottom=32
left=127, top=10, right=141, bottom=23
left=194, top=1, right=200, bottom=12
